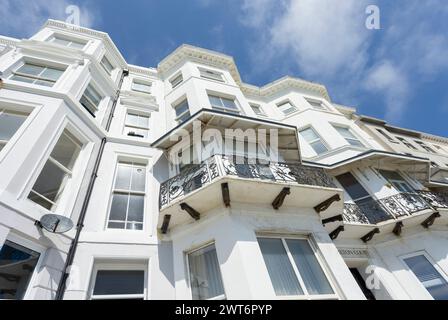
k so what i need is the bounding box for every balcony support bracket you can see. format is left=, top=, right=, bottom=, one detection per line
left=329, top=225, right=345, bottom=240
left=361, top=228, right=380, bottom=243
left=272, top=187, right=291, bottom=210
left=421, top=212, right=441, bottom=229
left=393, top=221, right=404, bottom=236
left=180, top=203, right=201, bottom=221
left=314, top=194, right=341, bottom=214
left=322, top=215, right=343, bottom=226
left=161, top=215, right=171, bottom=234
left=221, top=183, right=230, bottom=208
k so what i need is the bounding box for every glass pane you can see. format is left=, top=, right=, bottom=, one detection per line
left=310, top=141, right=328, bottom=155
left=115, top=165, right=132, bottom=190
left=300, top=128, right=319, bottom=142
left=101, top=56, right=114, bottom=74
left=347, top=139, right=364, bottom=147
left=222, top=97, right=237, bottom=110
left=132, top=82, right=151, bottom=93
left=127, top=195, right=144, bottom=222
left=175, top=100, right=189, bottom=117
left=84, top=85, right=102, bottom=106
left=404, top=255, right=448, bottom=300
left=34, top=79, right=54, bottom=87
left=188, top=244, right=225, bottom=300
left=178, top=111, right=191, bottom=123
left=208, top=95, right=223, bottom=108
left=0, top=111, right=27, bottom=141
left=10, top=75, right=34, bottom=84
left=109, top=193, right=128, bottom=222
left=336, top=172, right=370, bottom=200
left=52, top=38, right=71, bottom=46
left=309, top=100, right=325, bottom=109
left=16, top=64, right=44, bottom=76
left=286, top=239, right=333, bottom=295
left=70, top=41, right=85, bottom=49
left=40, top=67, right=64, bottom=81
left=138, top=115, right=149, bottom=129
left=28, top=161, right=68, bottom=206
left=131, top=166, right=146, bottom=192
left=126, top=113, right=140, bottom=127
left=258, top=238, right=303, bottom=296
left=126, top=222, right=143, bottom=230
left=93, top=270, right=144, bottom=296
left=80, top=96, right=97, bottom=115
left=50, top=131, right=81, bottom=171
left=107, top=222, right=125, bottom=229
left=0, top=241, right=40, bottom=300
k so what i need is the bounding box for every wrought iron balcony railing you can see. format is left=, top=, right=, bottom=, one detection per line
left=343, top=191, right=447, bottom=225
left=159, top=154, right=337, bottom=208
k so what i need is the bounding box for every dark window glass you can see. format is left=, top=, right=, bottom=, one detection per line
left=93, top=270, right=144, bottom=296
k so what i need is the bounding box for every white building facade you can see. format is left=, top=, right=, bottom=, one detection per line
left=0, top=20, right=447, bottom=300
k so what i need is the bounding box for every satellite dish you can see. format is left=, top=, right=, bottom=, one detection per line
left=35, top=214, right=74, bottom=234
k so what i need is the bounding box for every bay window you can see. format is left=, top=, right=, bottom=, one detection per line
left=0, top=109, right=28, bottom=152
left=107, top=162, right=146, bottom=230
left=258, top=237, right=335, bottom=299
left=187, top=243, right=225, bottom=300
left=28, top=129, right=82, bottom=211
left=10, top=63, right=65, bottom=87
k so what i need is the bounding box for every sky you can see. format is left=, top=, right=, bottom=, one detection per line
left=1, top=0, right=447, bottom=137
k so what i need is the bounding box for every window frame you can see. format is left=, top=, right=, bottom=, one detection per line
left=131, top=79, right=152, bottom=94
left=0, top=233, right=45, bottom=300
left=400, top=251, right=448, bottom=300
left=169, top=72, right=183, bottom=89
left=79, top=82, right=104, bottom=117
left=257, top=234, right=339, bottom=300
left=123, top=110, right=150, bottom=139
left=100, top=55, right=115, bottom=76
left=208, top=94, right=240, bottom=114
left=332, top=124, right=365, bottom=148
left=299, top=126, right=329, bottom=156
left=106, top=161, right=147, bottom=231
left=415, top=140, right=436, bottom=153
left=88, top=263, right=147, bottom=300
left=249, top=103, right=266, bottom=116
left=305, top=98, right=328, bottom=111
left=0, top=108, right=29, bottom=153
left=9, top=61, right=66, bottom=87
left=47, top=34, right=87, bottom=49
left=27, top=129, right=84, bottom=212
left=185, top=241, right=226, bottom=301
left=396, top=136, right=418, bottom=150
left=198, top=67, right=225, bottom=82
left=173, top=98, right=191, bottom=123
left=277, top=100, right=298, bottom=116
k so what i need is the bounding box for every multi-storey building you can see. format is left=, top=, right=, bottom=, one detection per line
left=0, top=20, right=447, bottom=300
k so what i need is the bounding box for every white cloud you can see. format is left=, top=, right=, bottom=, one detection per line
left=239, top=0, right=448, bottom=122
left=0, top=0, right=96, bottom=38
left=364, top=61, right=409, bottom=119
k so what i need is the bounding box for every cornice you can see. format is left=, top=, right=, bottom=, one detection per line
left=241, top=76, right=331, bottom=101
left=0, top=36, right=19, bottom=47
left=128, top=64, right=158, bottom=78
left=44, top=20, right=128, bottom=69
left=158, top=44, right=242, bottom=84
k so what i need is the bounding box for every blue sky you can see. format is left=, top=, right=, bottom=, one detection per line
left=1, top=0, right=447, bottom=137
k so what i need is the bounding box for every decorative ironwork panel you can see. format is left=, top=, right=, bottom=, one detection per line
left=343, top=203, right=370, bottom=224
left=417, top=191, right=448, bottom=209
left=356, top=199, right=393, bottom=224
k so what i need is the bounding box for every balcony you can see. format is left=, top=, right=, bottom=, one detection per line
left=339, top=191, right=447, bottom=240
left=158, top=154, right=343, bottom=232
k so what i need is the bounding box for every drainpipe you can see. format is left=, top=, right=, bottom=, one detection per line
left=55, top=69, right=129, bottom=300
